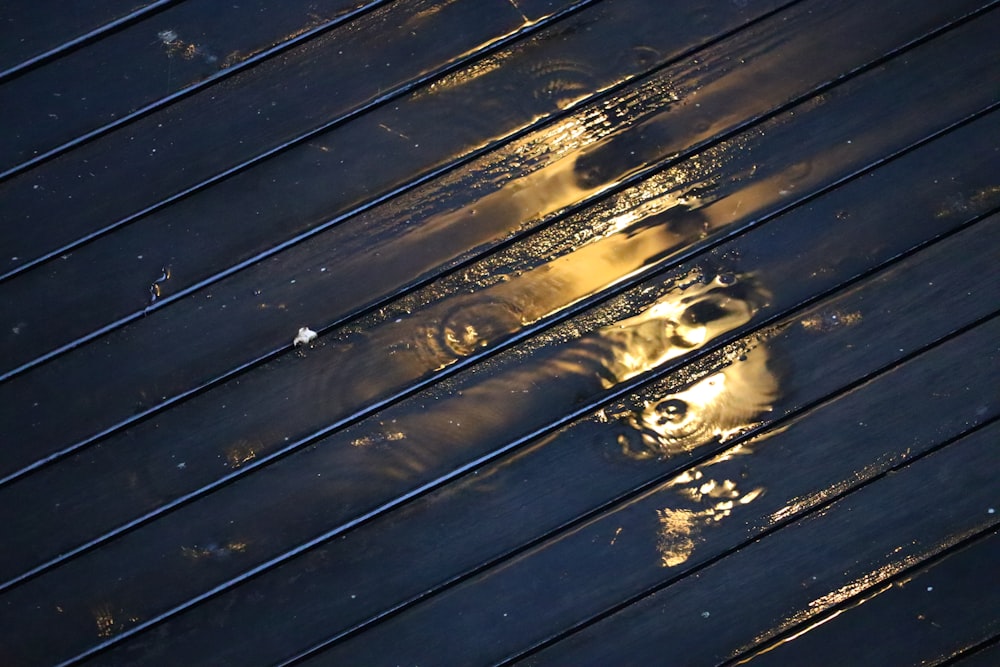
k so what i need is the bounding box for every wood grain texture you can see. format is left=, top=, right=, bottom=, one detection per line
left=2, top=94, right=996, bottom=594
left=1, top=1, right=997, bottom=664
left=948, top=640, right=1000, bottom=667
left=57, top=216, right=1000, bottom=666
left=0, top=0, right=797, bottom=359
left=518, top=419, right=1000, bottom=667
left=0, top=0, right=592, bottom=267
left=734, top=529, right=1000, bottom=667
left=3, top=3, right=996, bottom=484
left=0, top=0, right=379, bottom=173
left=0, top=0, right=169, bottom=77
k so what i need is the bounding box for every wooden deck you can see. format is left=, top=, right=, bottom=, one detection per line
left=1, top=0, right=998, bottom=664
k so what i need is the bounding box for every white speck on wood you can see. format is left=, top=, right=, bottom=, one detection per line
left=294, top=327, right=317, bottom=346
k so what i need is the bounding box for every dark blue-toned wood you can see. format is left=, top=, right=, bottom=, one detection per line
left=45, top=217, right=998, bottom=666
left=2, top=0, right=994, bottom=492
left=0, top=0, right=593, bottom=271
left=0, top=0, right=382, bottom=174
left=0, top=1, right=997, bottom=665
left=950, top=639, right=1000, bottom=667
left=2, top=47, right=996, bottom=595
left=734, top=529, right=1000, bottom=666
left=0, top=0, right=171, bottom=78
left=0, top=0, right=796, bottom=364
left=516, top=420, right=1000, bottom=666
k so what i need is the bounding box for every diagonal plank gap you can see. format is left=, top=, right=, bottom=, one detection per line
left=3, top=4, right=995, bottom=483
left=0, top=0, right=601, bottom=242
left=0, top=0, right=442, bottom=181
left=8, top=208, right=998, bottom=662
left=723, top=527, right=1000, bottom=666
left=0, top=0, right=181, bottom=82
left=292, top=326, right=1000, bottom=665
left=939, top=635, right=1000, bottom=667
left=287, top=313, right=1000, bottom=666
left=510, top=420, right=1000, bottom=666
left=1, top=102, right=996, bottom=599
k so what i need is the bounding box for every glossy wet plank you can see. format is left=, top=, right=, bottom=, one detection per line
left=11, top=118, right=991, bottom=656
left=0, top=0, right=169, bottom=78
left=2, top=5, right=995, bottom=483
left=40, top=214, right=999, bottom=666
left=291, top=339, right=1000, bottom=665
left=515, top=420, right=1000, bottom=666
left=2, top=66, right=996, bottom=593
left=0, top=0, right=803, bottom=361
left=1, top=2, right=998, bottom=664
left=0, top=0, right=380, bottom=174
left=950, top=640, right=1000, bottom=667
left=525, top=428, right=998, bottom=665
left=0, top=0, right=594, bottom=269
left=734, top=529, right=1000, bottom=667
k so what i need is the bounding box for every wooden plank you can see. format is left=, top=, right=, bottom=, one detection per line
left=1, top=85, right=997, bottom=589
left=283, top=340, right=1000, bottom=665
left=0, top=5, right=996, bottom=664
left=516, top=421, right=1000, bottom=666
left=732, top=529, right=1000, bottom=667
left=39, top=214, right=1000, bottom=666
left=0, top=0, right=594, bottom=268
left=6, top=0, right=991, bottom=371
left=0, top=0, right=551, bottom=176
left=0, top=0, right=169, bottom=78
left=949, top=640, right=1000, bottom=667
left=1, top=0, right=379, bottom=168
left=2, top=3, right=996, bottom=476
left=0, top=0, right=800, bottom=346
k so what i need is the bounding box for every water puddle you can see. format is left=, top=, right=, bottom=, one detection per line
left=311, top=172, right=726, bottom=409
left=330, top=264, right=772, bottom=493
left=593, top=341, right=780, bottom=568
left=616, top=342, right=779, bottom=459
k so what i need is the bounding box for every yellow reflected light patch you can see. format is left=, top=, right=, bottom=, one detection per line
left=800, top=310, right=862, bottom=332
left=618, top=342, right=779, bottom=459
left=656, top=508, right=699, bottom=567
left=654, top=474, right=767, bottom=568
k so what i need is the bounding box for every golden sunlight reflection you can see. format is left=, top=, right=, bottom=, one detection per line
left=654, top=465, right=767, bottom=568
left=733, top=561, right=918, bottom=664
left=350, top=270, right=771, bottom=484
left=731, top=526, right=983, bottom=663
left=617, top=343, right=779, bottom=459
left=413, top=184, right=726, bottom=376
left=604, top=343, right=780, bottom=568
left=732, top=587, right=889, bottom=665
left=768, top=459, right=894, bottom=526
left=330, top=104, right=784, bottom=483
left=421, top=115, right=610, bottom=244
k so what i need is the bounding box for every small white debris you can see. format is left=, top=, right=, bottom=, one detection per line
left=701, top=611, right=710, bottom=618
left=294, top=327, right=317, bottom=346
left=926, top=586, right=933, bottom=592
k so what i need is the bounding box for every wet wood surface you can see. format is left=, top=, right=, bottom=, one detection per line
left=738, top=528, right=1000, bottom=666
left=1, top=0, right=997, bottom=665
